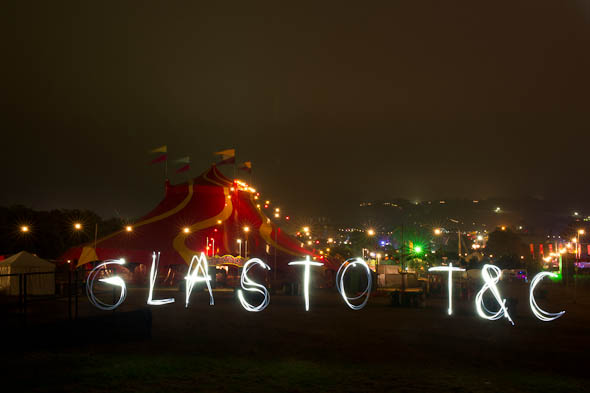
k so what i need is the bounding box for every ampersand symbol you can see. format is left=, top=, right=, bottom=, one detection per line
left=475, top=264, right=514, bottom=325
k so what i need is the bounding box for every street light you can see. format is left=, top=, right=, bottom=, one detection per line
left=434, top=228, right=442, bottom=236
left=73, top=222, right=82, bottom=230
left=125, top=226, right=133, bottom=232
left=237, top=239, right=242, bottom=257
left=20, top=225, right=29, bottom=233
left=243, top=227, right=250, bottom=257
left=183, top=227, right=190, bottom=234
left=367, top=229, right=375, bottom=236
left=575, top=229, right=585, bottom=301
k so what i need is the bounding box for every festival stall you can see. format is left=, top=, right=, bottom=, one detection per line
left=0, top=251, right=55, bottom=295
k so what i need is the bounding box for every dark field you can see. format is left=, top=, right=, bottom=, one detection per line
left=2, top=282, right=589, bottom=393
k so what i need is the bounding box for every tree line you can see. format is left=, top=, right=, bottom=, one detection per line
left=0, top=205, right=124, bottom=260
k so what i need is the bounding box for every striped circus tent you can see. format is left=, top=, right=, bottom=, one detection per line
left=60, top=165, right=334, bottom=286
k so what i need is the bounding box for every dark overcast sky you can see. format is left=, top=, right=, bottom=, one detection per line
left=2, top=1, right=589, bottom=220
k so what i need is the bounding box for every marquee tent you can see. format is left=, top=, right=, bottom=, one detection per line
left=0, top=251, right=56, bottom=295
left=61, top=165, right=335, bottom=286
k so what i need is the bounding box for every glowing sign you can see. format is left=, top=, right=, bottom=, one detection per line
left=429, top=263, right=465, bottom=315
left=336, top=258, right=371, bottom=310
left=529, top=272, right=565, bottom=321
left=147, top=252, right=175, bottom=306
left=475, top=264, right=514, bottom=325
left=185, top=252, right=214, bottom=307
left=288, top=256, right=324, bottom=311
left=237, top=258, right=271, bottom=312
left=86, top=259, right=127, bottom=311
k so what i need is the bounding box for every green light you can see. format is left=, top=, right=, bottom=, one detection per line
left=414, top=246, right=423, bottom=253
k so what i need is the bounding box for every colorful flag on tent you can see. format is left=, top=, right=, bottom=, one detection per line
left=175, top=156, right=190, bottom=164
left=174, top=156, right=190, bottom=173
left=238, top=161, right=252, bottom=173
left=176, top=164, right=190, bottom=173
left=214, top=148, right=235, bottom=166
left=150, top=154, right=167, bottom=164
left=149, top=145, right=167, bottom=154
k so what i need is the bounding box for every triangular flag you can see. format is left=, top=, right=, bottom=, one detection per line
left=149, top=154, right=167, bottom=164
left=214, top=148, right=235, bottom=157
left=150, top=145, right=167, bottom=154
left=176, top=164, right=190, bottom=174
left=238, top=161, right=252, bottom=173
left=175, top=156, right=190, bottom=164
left=214, top=148, right=235, bottom=166
left=217, top=156, right=235, bottom=166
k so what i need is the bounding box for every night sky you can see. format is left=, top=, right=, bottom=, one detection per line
left=3, top=2, right=589, bottom=220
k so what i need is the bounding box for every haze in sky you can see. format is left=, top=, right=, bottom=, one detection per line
left=2, top=1, right=589, bottom=220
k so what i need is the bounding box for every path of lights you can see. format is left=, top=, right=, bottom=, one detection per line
left=185, top=252, right=214, bottom=307
left=147, top=252, right=175, bottom=306
left=428, top=263, right=465, bottom=315
left=86, top=259, right=127, bottom=311
left=237, top=258, right=271, bottom=312
left=335, top=258, right=371, bottom=310
left=288, top=256, right=324, bottom=311
left=529, top=272, right=565, bottom=322
left=475, top=264, right=514, bottom=325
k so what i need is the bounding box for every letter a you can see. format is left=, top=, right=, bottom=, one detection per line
left=185, top=253, right=214, bottom=307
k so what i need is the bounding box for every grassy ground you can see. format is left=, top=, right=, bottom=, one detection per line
left=7, top=352, right=587, bottom=393
left=2, top=281, right=589, bottom=392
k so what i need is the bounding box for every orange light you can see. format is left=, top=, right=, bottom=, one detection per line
left=73, top=222, right=82, bottom=230
left=183, top=227, right=190, bottom=234
left=20, top=225, right=29, bottom=233
left=243, top=226, right=250, bottom=233
left=125, top=226, right=133, bottom=232
left=367, top=229, right=375, bottom=236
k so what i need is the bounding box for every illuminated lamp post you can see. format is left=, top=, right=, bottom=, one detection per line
left=366, top=229, right=378, bottom=286
left=575, top=229, right=585, bottom=302
left=243, top=226, right=250, bottom=258
left=237, top=239, right=242, bottom=257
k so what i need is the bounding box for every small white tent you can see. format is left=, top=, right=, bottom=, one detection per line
left=0, top=251, right=55, bottom=295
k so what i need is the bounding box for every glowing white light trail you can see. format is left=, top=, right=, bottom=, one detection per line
left=185, top=252, right=214, bottom=307
left=289, top=256, right=324, bottom=311
left=529, top=272, right=565, bottom=322
left=147, top=252, right=175, bottom=306
left=237, top=258, right=271, bottom=312
left=429, top=263, right=465, bottom=315
left=335, top=258, right=372, bottom=310
left=475, top=264, right=514, bottom=325
left=86, top=259, right=127, bottom=311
